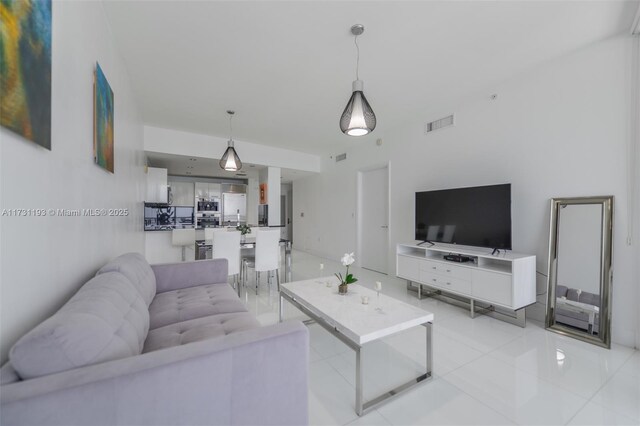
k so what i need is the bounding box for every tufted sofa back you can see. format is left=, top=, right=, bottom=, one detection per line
left=97, top=252, right=157, bottom=306
left=9, top=271, right=150, bottom=380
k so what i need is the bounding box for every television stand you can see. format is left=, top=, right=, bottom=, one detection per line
left=396, top=243, right=536, bottom=327
left=417, top=240, right=435, bottom=247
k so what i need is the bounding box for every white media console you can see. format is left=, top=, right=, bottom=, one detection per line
left=396, top=243, right=536, bottom=326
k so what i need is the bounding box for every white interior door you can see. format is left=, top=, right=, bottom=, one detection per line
left=359, top=166, right=389, bottom=274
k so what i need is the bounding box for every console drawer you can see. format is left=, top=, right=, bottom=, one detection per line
left=421, top=260, right=472, bottom=281
left=472, top=269, right=512, bottom=306
left=397, top=255, right=420, bottom=281
left=419, top=271, right=471, bottom=295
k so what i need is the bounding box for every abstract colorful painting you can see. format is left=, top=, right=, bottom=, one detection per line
left=94, top=62, right=114, bottom=172
left=0, top=0, right=52, bottom=150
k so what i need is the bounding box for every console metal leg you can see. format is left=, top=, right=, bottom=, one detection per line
left=426, top=322, right=433, bottom=375
left=470, top=299, right=475, bottom=318
left=279, top=294, right=284, bottom=322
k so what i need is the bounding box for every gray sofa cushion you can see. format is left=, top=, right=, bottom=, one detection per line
left=566, top=288, right=601, bottom=307
left=143, top=312, right=261, bottom=353
left=149, top=283, right=248, bottom=330
left=9, top=272, right=149, bottom=379
left=556, top=285, right=568, bottom=297
left=97, top=253, right=156, bottom=306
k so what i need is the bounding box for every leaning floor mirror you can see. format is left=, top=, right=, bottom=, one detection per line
left=545, top=196, right=613, bottom=348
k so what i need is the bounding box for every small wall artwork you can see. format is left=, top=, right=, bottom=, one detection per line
left=260, top=183, right=267, bottom=204
left=94, top=62, right=114, bottom=172
left=0, top=0, right=52, bottom=150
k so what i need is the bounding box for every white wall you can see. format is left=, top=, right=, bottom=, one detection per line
left=0, top=1, right=145, bottom=362
left=294, top=35, right=639, bottom=347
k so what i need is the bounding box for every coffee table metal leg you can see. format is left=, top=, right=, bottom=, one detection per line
left=279, top=294, right=284, bottom=322
left=280, top=291, right=433, bottom=416
left=285, top=241, right=292, bottom=283
left=356, top=346, right=363, bottom=416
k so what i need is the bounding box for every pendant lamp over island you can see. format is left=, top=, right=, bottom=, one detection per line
left=219, top=110, right=242, bottom=171
left=340, top=24, right=376, bottom=136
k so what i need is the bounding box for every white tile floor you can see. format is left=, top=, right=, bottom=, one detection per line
left=241, top=250, right=640, bottom=426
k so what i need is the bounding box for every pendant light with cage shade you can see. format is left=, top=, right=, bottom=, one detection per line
left=340, top=24, right=376, bottom=136
left=219, top=110, right=242, bottom=171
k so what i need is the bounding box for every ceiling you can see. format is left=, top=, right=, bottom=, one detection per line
left=104, top=1, right=637, bottom=156
left=146, top=151, right=311, bottom=183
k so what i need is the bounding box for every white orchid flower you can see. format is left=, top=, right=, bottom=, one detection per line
left=341, top=252, right=355, bottom=266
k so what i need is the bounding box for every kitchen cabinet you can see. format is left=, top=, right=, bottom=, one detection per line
left=195, top=182, right=208, bottom=201
left=195, top=182, right=221, bottom=201
left=169, top=181, right=195, bottom=206
left=146, top=167, right=167, bottom=203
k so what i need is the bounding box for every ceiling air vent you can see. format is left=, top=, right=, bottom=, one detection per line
left=336, top=153, right=347, bottom=162
left=425, top=114, right=455, bottom=134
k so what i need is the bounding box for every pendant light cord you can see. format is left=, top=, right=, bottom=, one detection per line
left=228, top=113, right=233, bottom=140
left=354, top=34, right=360, bottom=80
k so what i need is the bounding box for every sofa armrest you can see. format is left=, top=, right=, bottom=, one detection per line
left=1, top=321, right=309, bottom=426
left=152, top=259, right=229, bottom=293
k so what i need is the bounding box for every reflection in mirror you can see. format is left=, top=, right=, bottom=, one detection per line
left=546, top=196, right=613, bottom=348
left=555, top=204, right=602, bottom=335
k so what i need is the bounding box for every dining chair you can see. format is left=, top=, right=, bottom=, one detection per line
left=210, top=229, right=242, bottom=295
left=243, top=229, right=280, bottom=295
left=172, top=228, right=196, bottom=261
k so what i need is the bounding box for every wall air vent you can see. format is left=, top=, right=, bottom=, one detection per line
left=425, top=114, right=455, bottom=134
left=336, top=153, right=347, bottom=162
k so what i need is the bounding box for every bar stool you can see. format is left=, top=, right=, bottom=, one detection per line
left=243, top=229, right=280, bottom=294
left=172, top=228, right=196, bottom=261
left=204, top=228, right=215, bottom=259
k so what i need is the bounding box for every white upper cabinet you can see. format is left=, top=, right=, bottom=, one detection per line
left=146, top=167, right=167, bottom=203
left=195, top=182, right=221, bottom=201
left=169, top=181, right=195, bottom=206
left=195, top=182, right=208, bottom=201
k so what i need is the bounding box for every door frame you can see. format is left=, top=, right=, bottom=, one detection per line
left=356, top=162, right=391, bottom=274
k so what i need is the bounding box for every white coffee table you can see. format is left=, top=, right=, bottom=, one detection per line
left=279, top=277, right=434, bottom=416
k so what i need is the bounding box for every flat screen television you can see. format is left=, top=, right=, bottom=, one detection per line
left=415, top=184, right=512, bottom=249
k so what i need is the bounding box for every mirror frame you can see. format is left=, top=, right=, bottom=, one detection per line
left=545, top=196, right=613, bottom=348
